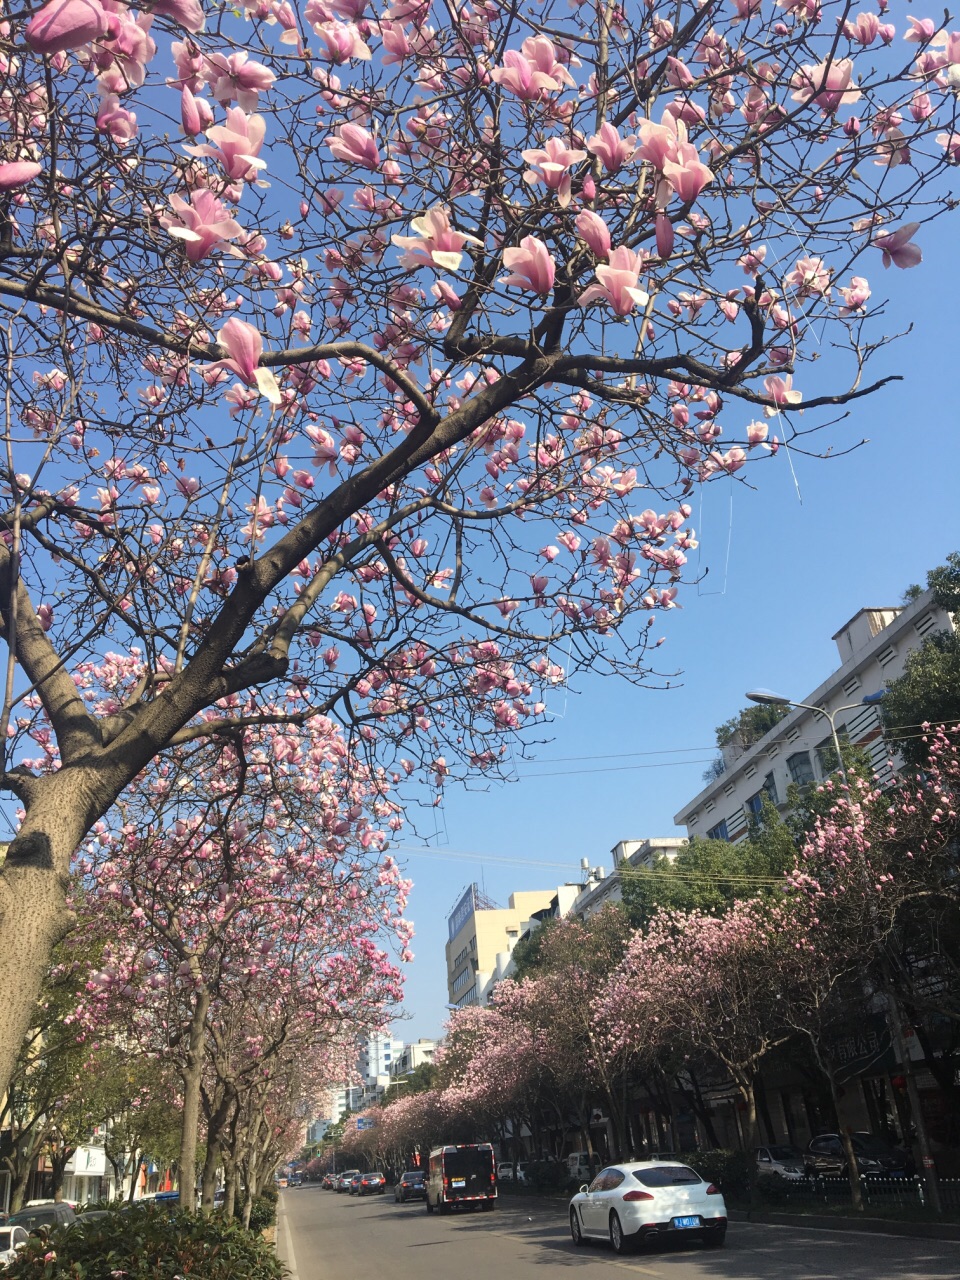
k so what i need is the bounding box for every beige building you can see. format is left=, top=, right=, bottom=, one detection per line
left=445, top=883, right=578, bottom=1010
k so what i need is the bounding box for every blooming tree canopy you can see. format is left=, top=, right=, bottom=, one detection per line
left=0, top=0, right=954, bottom=1093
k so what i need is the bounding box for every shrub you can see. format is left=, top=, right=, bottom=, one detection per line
left=679, top=1149, right=755, bottom=1202
left=3, top=1204, right=285, bottom=1280
left=524, top=1160, right=569, bottom=1194
left=236, top=1184, right=278, bottom=1233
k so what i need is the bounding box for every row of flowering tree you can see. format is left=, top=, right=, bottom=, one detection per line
left=0, top=0, right=956, bottom=1100
left=354, top=733, right=960, bottom=1208
left=52, top=706, right=413, bottom=1214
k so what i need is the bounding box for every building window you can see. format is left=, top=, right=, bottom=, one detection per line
left=744, top=763, right=757, bottom=780
left=877, top=643, right=896, bottom=666
left=842, top=675, right=861, bottom=696
left=786, top=726, right=801, bottom=743
left=723, top=782, right=735, bottom=797
left=706, top=819, right=729, bottom=841
left=816, top=731, right=846, bottom=777
left=763, top=772, right=778, bottom=805
left=914, top=612, right=936, bottom=636
left=787, top=751, right=815, bottom=786
left=746, top=792, right=764, bottom=818
left=453, top=969, right=473, bottom=993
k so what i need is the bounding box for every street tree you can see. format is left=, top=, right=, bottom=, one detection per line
left=0, top=0, right=955, bottom=1098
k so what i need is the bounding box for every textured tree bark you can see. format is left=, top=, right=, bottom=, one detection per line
left=177, top=988, right=211, bottom=1211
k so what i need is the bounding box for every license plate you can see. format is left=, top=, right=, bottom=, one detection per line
left=672, top=1216, right=701, bottom=1229
left=451, top=1178, right=466, bottom=1188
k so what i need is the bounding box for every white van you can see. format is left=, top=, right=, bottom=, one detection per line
left=566, top=1151, right=594, bottom=1183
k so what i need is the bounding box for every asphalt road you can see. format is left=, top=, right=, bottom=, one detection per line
left=278, top=1184, right=959, bottom=1280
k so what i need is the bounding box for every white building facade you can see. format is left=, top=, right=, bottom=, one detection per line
left=674, top=589, right=954, bottom=840
left=572, top=838, right=686, bottom=918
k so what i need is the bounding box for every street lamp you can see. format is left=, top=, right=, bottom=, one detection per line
left=745, top=688, right=884, bottom=785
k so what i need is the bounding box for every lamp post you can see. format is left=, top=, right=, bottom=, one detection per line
left=745, top=688, right=884, bottom=785
left=746, top=687, right=942, bottom=1212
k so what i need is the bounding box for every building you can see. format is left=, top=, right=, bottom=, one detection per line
left=445, top=882, right=583, bottom=1010
left=390, top=1038, right=436, bottom=1077
left=674, top=588, right=955, bottom=839
left=572, top=838, right=686, bottom=919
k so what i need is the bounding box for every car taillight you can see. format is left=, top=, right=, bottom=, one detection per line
left=706, top=1184, right=721, bottom=1195
left=622, top=1190, right=655, bottom=1202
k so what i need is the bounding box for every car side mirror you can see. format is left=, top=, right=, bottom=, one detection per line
left=579, top=1185, right=589, bottom=1194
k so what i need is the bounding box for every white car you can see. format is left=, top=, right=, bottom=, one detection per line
left=568, top=1160, right=727, bottom=1254
left=496, top=1161, right=526, bottom=1184
left=0, top=1225, right=30, bottom=1267
left=756, top=1144, right=806, bottom=1180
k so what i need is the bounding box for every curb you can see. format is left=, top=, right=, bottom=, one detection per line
left=727, top=1207, right=960, bottom=1242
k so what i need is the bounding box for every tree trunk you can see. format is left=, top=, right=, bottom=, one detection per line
left=177, top=986, right=211, bottom=1211
left=0, top=794, right=96, bottom=1102
left=201, top=1085, right=235, bottom=1214
left=224, top=1162, right=237, bottom=1219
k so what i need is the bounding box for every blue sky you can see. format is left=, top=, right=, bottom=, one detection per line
left=392, top=214, right=960, bottom=1043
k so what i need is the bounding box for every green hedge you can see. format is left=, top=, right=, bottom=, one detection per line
left=4, top=1204, right=285, bottom=1280
left=678, top=1149, right=755, bottom=1201
left=235, top=1182, right=278, bottom=1233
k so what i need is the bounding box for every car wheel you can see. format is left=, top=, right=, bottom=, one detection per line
left=570, top=1208, right=585, bottom=1247
left=609, top=1211, right=631, bottom=1255
left=703, top=1227, right=726, bottom=1249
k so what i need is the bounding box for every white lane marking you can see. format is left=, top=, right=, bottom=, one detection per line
left=280, top=1203, right=300, bottom=1280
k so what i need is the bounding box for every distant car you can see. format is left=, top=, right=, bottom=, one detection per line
left=755, top=1145, right=806, bottom=1180
left=0, top=1224, right=29, bottom=1265
left=7, top=1203, right=77, bottom=1231
left=336, top=1170, right=359, bottom=1193
left=804, top=1133, right=913, bottom=1179
left=496, top=1161, right=527, bottom=1184
left=321, top=1173, right=336, bottom=1189
left=359, top=1171, right=386, bottom=1196
left=568, top=1161, right=726, bottom=1254
left=394, top=1171, right=426, bottom=1203
left=348, top=1172, right=364, bottom=1195
left=289, top=1174, right=302, bottom=1187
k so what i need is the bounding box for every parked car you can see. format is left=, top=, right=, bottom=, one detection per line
left=336, top=1170, right=359, bottom=1193
left=359, top=1171, right=386, bottom=1195
left=394, top=1171, right=426, bottom=1203
left=755, top=1144, right=806, bottom=1180
left=321, top=1173, right=336, bottom=1189
left=804, top=1132, right=914, bottom=1178
left=0, top=1225, right=29, bottom=1266
left=7, top=1203, right=76, bottom=1232
left=348, top=1172, right=364, bottom=1195
left=496, top=1161, right=527, bottom=1184
left=566, top=1151, right=595, bottom=1183
left=426, top=1143, right=497, bottom=1213
left=568, top=1160, right=727, bottom=1254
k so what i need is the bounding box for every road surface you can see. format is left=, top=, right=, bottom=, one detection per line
left=278, top=1183, right=959, bottom=1280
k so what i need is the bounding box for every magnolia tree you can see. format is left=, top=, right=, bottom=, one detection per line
left=0, top=0, right=955, bottom=1091
left=73, top=710, right=410, bottom=1205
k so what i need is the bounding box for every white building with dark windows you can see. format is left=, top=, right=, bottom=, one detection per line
left=673, top=588, right=955, bottom=840
left=572, top=838, right=686, bottom=919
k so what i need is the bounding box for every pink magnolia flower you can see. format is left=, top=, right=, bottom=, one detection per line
left=212, top=317, right=282, bottom=404
left=490, top=36, right=575, bottom=100
left=836, top=276, right=871, bottom=315
left=25, top=0, right=117, bottom=54
left=96, top=96, right=138, bottom=144
left=312, top=20, right=371, bottom=62
left=150, top=0, right=204, bottom=31
left=763, top=374, right=803, bottom=415
left=392, top=206, right=482, bottom=271
left=180, top=86, right=214, bottom=137
left=188, top=107, right=267, bottom=182
left=872, top=222, right=922, bottom=269
left=327, top=123, right=381, bottom=170
left=655, top=213, right=674, bottom=259
left=661, top=143, right=713, bottom=203
left=159, top=189, right=243, bottom=261
left=499, top=236, right=555, bottom=295
left=586, top=122, right=637, bottom=173
left=783, top=255, right=831, bottom=299
left=904, top=16, right=938, bottom=42
left=0, top=161, right=43, bottom=190
left=521, top=138, right=587, bottom=208
left=579, top=246, right=649, bottom=316
left=790, top=58, right=861, bottom=113
left=204, top=53, right=276, bottom=110
left=635, top=115, right=681, bottom=170
left=574, top=210, right=611, bottom=259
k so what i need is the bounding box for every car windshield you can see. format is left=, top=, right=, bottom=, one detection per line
left=9, top=1211, right=54, bottom=1228
left=632, top=1166, right=702, bottom=1188
left=767, top=1146, right=801, bottom=1161
left=403, top=1173, right=423, bottom=1182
